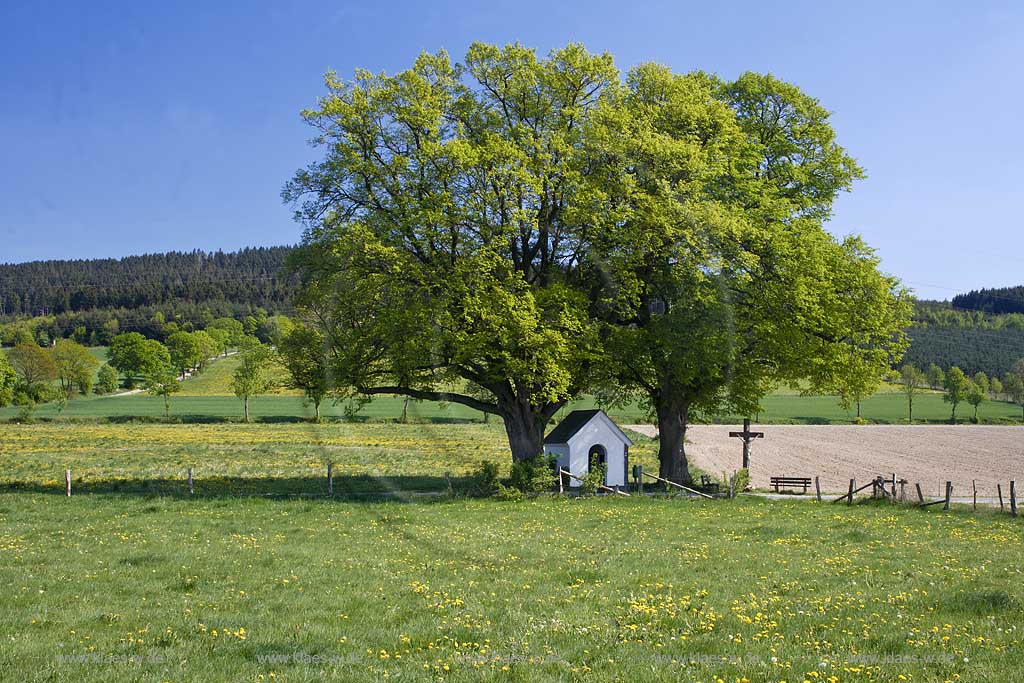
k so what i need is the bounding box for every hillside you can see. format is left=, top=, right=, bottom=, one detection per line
left=0, top=246, right=298, bottom=340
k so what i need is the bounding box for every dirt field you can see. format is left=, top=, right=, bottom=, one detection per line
left=624, top=424, right=1024, bottom=498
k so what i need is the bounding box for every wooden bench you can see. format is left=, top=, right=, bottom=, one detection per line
left=770, top=476, right=812, bottom=494
left=698, top=475, right=720, bottom=493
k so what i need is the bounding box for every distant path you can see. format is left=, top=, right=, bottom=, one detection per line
left=623, top=424, right=1024, bottom=497
left=109, top=351, right=238, bottom=397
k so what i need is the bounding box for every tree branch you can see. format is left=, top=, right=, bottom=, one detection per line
left=355, top=385, right=500, bottom=415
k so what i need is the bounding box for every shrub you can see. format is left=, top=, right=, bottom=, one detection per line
left=494, top=483, right=524, bottom=501
left=508, top=455, right=555, bottom=494
left=464, top=460, right=500, bottom=498
left=732, top=468, right=751, bottom=495
left=579, top=457, right=606, bottom=497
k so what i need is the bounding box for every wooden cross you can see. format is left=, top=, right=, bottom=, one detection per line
left=729, top=418, right=764, bottom=469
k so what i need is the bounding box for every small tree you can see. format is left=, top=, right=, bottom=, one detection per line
left=990, top=376, right=1003, bottom=400
left=925, top=363, right=945, bottom=390
left=966, top=381, right=986, bottom=423
left=899, top=363, right=926, bottom=424
left=943, top=366, right=969, bottom=423
left=1005, top=373, right=1024, bottom=421
left=231, top=339, right=272, bottom=422
left=51, top=339, right=99, bottom=398
left=973, top=372, right=989, bottom=396
left=96, top=363, right=119, bottom=394
left=277, top=324, right=330, bottom=421
left=145, top=366, right=181, bottom=418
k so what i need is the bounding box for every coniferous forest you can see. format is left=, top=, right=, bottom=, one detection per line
left=2, top=245, right=1023, bottom=377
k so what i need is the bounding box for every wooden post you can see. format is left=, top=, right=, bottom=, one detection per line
left=637, top=465, right=643, bottom=495
left=943, top=481, right=952, bottom=511
left=1011, top=481, right=1018, bottom=518
left=871, top=479, right=877, bottom=499
left=558, top=469, right=564, bottom=494
left=916, top=483, right=924, bottom=504
left=65, top=469, right=71, bottom=497
left=327, top=463, right=334, bottom=496
left=899, top=480, right=906, bottom=502
left=998, top=483, right=1005, bottom=511
left=972, top=480, right=977, bottom=512
left=188, top=467, right=194, bottom=495
left=815, top=476, right=822, bottom=502
left=729, top=473, right=736, bottom=499
left=848, top=478, right=855, bottom=506
left=891, top=473, right=897, bottom=504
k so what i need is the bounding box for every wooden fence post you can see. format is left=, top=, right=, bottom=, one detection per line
left=916, top=483, right=924, bottom=504
left=848, top=479, right=855, bottom=506
left=327, top=463, right=334, bottom=496
left=891, top=474, right=897, bottom=504
left=972, top=480, right=977, bottom=512
left=943, top=481, right=952, bottom=511
left=729, top=473, right=736, bottom=499
left=637, top=465, right=643, bottom=495
left=65, top=469, right=71, bottom=497
left=815, top=476, right=822, bottom=502
left=188, top=467, right=194, bottom=495
left=998, top=484, right=1004, bottom=511
left=1011, top=481, right=1018, bottom=518
left=899, top=480, right=906, bottom=502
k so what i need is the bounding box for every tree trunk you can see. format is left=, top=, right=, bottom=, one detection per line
left=656, top=400, right=693, bottom=485
left=314, top=399, right=321, bottom=421
left=401, top=398, right=409, bottom=424
left=500, top=399, right=547, bottom=462
left=244, top=396, right=250, bottom=423
left=908, top=398, right=913, bottom=424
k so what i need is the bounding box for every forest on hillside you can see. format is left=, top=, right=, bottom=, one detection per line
left=2, top=246, right=1023, bottom=377
left=0, top=247, right=297, bottom=341
left=0, top=247, right=296, bottom=317
left=952, top=286, right=1024, bottom=315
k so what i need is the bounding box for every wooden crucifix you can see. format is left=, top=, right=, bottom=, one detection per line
left=729, top=418, right=764, bottom=469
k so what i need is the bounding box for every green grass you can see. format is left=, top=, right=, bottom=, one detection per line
left=1, top=492, right=1021, bottom=682
left=2, top=422, right=1022, bottom=681
left=4, top=387, right=1021, bottom=425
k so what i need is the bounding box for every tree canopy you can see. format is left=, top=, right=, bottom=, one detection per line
left=285, top=42, right=910, bottom=470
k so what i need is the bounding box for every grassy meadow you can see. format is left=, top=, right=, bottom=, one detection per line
left=2, top=491, right=1022, bottom=682
left=2, top=388, right=1023, bottom=681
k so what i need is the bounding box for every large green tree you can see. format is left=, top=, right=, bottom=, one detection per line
left=586, top=67, right=909, bottom=481
left=108, top=333, right=171, bottom=388
left=8, top=343, right=57, bottom=401
left=285, top=43, right=617, bottom=460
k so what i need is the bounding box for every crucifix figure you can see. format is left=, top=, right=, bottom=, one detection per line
left=729, top=418, right=764, bottom=469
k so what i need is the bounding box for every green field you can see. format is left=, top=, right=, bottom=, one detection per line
left=3, top=418, right=1023, bottom=681
left=2, top=489, right=1021, bottom=681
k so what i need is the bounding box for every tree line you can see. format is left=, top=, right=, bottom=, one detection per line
left=951, top=286, right=1024, bottom=315
left=898, top=360, right=1024, bottom=423
left=0, top=246, right=296, bottom=322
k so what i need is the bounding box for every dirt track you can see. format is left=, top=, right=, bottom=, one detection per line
left=623, top=425, right=1024, bottom=497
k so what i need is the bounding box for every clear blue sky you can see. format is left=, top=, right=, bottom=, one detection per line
left=2, top=0, right=1021, bottom=299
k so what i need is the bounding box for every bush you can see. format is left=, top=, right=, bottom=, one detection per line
left=494, top=483, right=525, bottom=501
left=508, top=455, right=555, bottom=494
left=464, top=460, right=500, bottom=498
left=731, top=468, right=750, bottom=495
left=579, top=457, right=606, bottom=497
